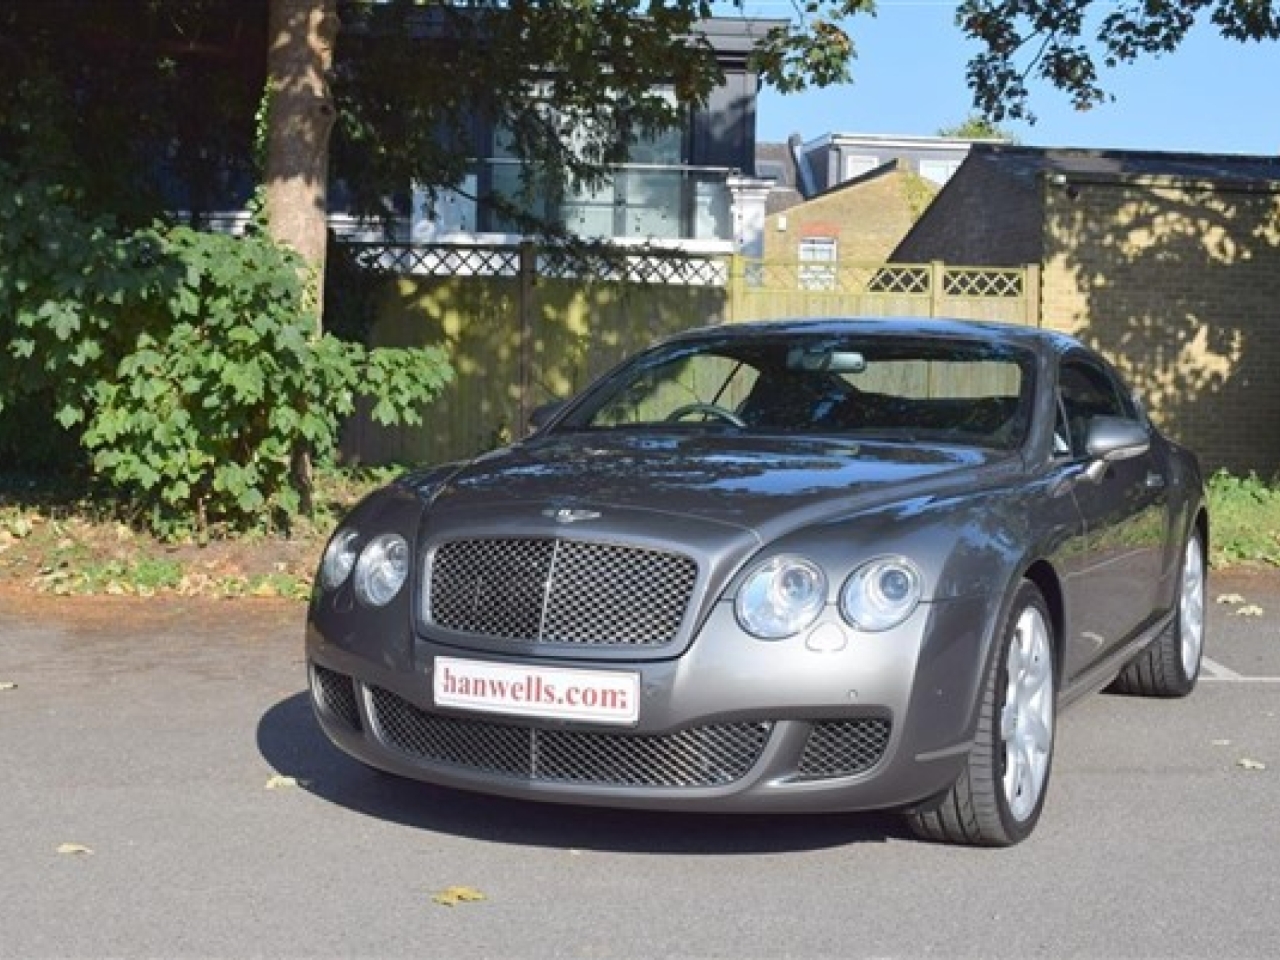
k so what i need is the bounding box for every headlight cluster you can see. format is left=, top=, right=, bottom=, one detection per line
left=735, top=554, right=922, bottom=639
left=319, top=528, right=410, bottom=607
left=840, top=556, right=922, bottom=631
left=735, top=556, right=827, bottom=639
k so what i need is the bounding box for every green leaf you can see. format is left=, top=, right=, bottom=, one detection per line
left=55, top=404, right=84, bottom=428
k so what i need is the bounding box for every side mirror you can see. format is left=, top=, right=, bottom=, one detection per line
left=1082, top=415, right=1149, bottom=481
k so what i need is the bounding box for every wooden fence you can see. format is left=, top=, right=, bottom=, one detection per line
left=729, top=258, right=1039, bottom=326
left=340, top=242, right=1039, bottom=466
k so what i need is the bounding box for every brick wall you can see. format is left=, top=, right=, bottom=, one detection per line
left=1040, top=176, right=1280, bottom=475
left=762, top=165, right=934, bottom=263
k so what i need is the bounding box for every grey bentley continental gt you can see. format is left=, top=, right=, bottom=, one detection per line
left=306, top=317, right=1207, bottom=846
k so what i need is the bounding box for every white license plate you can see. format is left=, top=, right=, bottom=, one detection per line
left=433, top=657, right=640, bottom=725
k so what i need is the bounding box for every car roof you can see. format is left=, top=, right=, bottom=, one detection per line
left=666, top=317, right=1081, bottom=357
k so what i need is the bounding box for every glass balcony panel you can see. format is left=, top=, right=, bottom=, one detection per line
left=620, top=170, right=682, bottom=238
left=474, top=161, right=732, bottom=242
left=693, top=174, right=731, bottom=241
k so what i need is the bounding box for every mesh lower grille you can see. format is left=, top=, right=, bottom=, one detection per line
left=796, top=719, right=891, bottom=779
left=370, top=686, right=771, bottom=788
left=312, top=664, right=362, bottom=732
left=427, top=538, right=698, bottom=646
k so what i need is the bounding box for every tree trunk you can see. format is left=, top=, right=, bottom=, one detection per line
left=265, top=0, right=338, bottom=324
left=265, top=0, right=338, bottom=516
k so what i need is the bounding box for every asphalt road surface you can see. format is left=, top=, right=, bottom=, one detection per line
left=2, top=571, right=1277, bottom=960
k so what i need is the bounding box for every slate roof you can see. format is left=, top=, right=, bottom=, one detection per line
left=756, top=140, right=806, bottom=215
left=890, top=143, right=1280, bottom=268
left=968, top=144, right=1280, bottom=187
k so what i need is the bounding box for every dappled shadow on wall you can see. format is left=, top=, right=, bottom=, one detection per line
left=1045, top=181, right=1280, bottom=473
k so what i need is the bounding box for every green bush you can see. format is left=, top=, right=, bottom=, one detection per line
left=1206, top=470, right=1280, bottom=568
left=0, top=171, right=150, bottom=465
left=0, top=164, right=452, bottom=536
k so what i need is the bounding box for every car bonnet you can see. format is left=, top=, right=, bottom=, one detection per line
left=405, top=432, right=1014, bottom=544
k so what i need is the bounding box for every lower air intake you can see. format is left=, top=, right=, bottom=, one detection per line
left=796, top=718, right=891, bottom=779
left=370, top=686, right=771, bottom=788
left=311, top=664, right=362, bottom=733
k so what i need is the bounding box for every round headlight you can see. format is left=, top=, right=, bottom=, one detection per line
left=319, top=528, right=360, bottom=591
left=735, top=555, right=828, bottom=639
left=353, top=533, right=410, bottom=607
left=840, top=557, right=923, bottom=632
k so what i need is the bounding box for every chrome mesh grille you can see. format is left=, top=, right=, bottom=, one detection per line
left=311, top=664, right=362, bottom=732
left=370, top=686, right=770, bottom=788
left=427, top=538, right=698, bottom=646
left=796, top=719, right=891, bottom=779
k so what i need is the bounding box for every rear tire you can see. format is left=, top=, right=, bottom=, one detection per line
left=908, top=581, right=1056, bottom=847
left=1109, top=530, right=1205, bottom=698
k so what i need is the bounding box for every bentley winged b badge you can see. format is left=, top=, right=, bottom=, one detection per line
left=541, top=507, right=602, bottom=524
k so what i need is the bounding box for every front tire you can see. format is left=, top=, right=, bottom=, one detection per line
left=908, top=581, right=1056, bottom=847
left=1109, top=529, right=1205, bottom=698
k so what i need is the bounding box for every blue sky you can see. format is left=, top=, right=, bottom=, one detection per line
left=747, top=0, right=1280, bottom=156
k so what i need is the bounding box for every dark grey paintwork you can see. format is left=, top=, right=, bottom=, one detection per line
left=306, top=317, right=1206, bottom=820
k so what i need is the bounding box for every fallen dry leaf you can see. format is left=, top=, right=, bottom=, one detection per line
left=1216, top=593, right=1246, bottom=605
left=432, top=886, right=487, bottom=907
left=1238, top=758, right=1267, bottom=771
left=57, top=843, right=93, bottom=856
left=1232, top=604, right=1265, bottom=618
left=264, top=774, right=308, bottom=790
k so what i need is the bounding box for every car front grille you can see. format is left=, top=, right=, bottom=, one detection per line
left=426, top=537, right=698, bottom=646
left=369, top=686, right=771, bottom=788
left=795, top=719, right=891, bottom=779
left=311, top=664, right=362, bottom=732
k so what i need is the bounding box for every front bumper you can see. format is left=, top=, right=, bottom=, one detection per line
left=305, top=595, right=996, bottom=814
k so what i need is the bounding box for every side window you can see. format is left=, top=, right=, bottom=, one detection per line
left=1056, top=356, right=1137, bottom=458
left=1052, top=403, right=1073, bottom=457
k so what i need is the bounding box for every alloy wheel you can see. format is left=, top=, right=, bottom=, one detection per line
left=1180, top=536, right=1206, bottom=680
left=1000, top=605, right=1054, bottom=822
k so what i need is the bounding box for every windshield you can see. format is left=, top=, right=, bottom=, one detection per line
left=559, top=332, right=1035, bottom=450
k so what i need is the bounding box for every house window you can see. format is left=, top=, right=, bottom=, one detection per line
left=798, top=237, right=838, bottom=291
left=843, top=154, right=879, bottom=181
left=757, top=160, right=785, bottom=183
left=918, top=159, right=961, bottom=185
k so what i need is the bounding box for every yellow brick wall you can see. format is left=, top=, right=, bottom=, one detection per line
left=1040, top=177, right=1280, bottom=475
left=763, top=167, right=936, bottom=263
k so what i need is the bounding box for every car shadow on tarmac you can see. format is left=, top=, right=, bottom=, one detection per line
left=256, top=692, right=910, bottom=854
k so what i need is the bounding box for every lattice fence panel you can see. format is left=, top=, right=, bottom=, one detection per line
left=865, top=265, right=932, bottom=295
left=535, top=251, right=728, bottom=286
left=347, top=245, right=1029, bottom=304
left=351, top=244, right=521, bottom=277
left=740, top=262, right=933, bottom=297
left=943, top=268, right=1024, bottom=298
